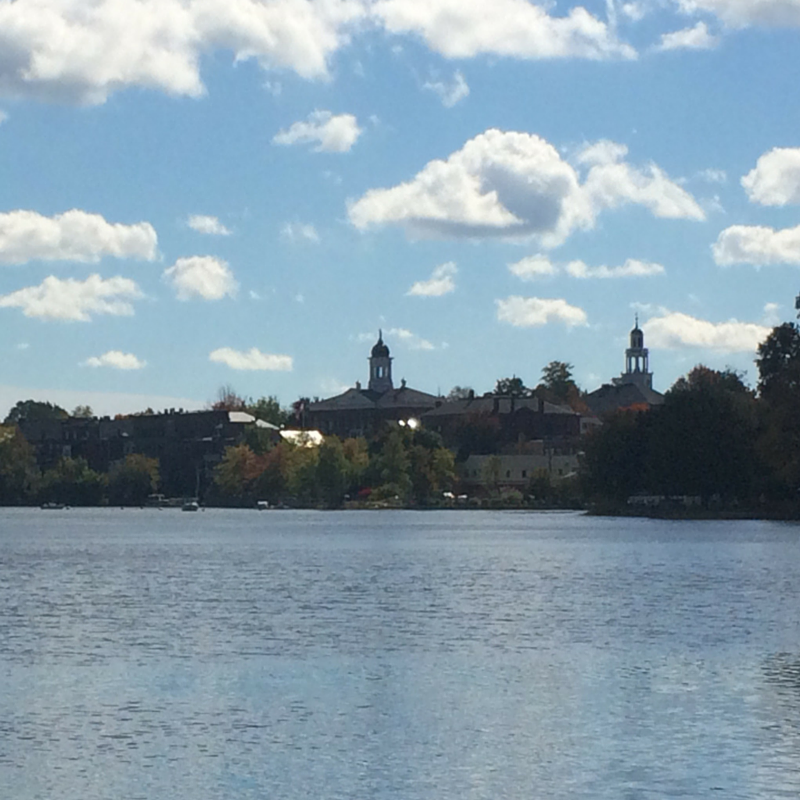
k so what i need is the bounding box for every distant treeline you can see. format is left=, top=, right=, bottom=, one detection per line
left=581, top=320, right=800, bottom=514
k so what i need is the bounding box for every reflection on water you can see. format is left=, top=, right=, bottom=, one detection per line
left=1, top=509, right=800, bottom=799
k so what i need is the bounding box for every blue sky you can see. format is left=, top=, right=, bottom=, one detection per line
left=2, top=0, right=800, bottom=417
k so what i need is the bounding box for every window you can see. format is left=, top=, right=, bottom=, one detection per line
left=522, top=470, right=527, bottom=478
left=506, top=470, right=511, bottom=478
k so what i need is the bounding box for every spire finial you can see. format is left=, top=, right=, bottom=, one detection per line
left=378, top=328, right=383, bottom=341
left=635, top=313, right=639, bottom=328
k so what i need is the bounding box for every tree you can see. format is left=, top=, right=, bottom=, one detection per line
left=247, top=395, right=289, bottom=427
left=375, top=430, right=411, bottom=499
left=71, top=405, right=94, bottom=418
left=4, top=400, right=69, bottom=425
left=108, top=454, right=160, bottom=505
left=447, top=386, right=474, bottom=401
left=494, top=377, right=528, bottom=397
left=213, top=444, right=264, bottom=500
left=482, top=455, right=502, bottom=496
left=538, top=361, right=577, bottom=403
left=316, top=437, right=349, bottom=507
left=212, top=385, right=246, bottom=411
left=756, top=322, right=800, bottom=397
left=0, top=426, right=39, bottom=504
left=40, top=458, right=106, bottom=506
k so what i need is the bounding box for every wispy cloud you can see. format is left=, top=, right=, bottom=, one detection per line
left=423, top=70, right=470, bottom=107
left=209, top=347, right=293, bottom=371
left=407, top=262, right=457, bottom=296
left=187, top=215, right=231, bottom=236
left=281, top=222, right=319, bottom=243
left=82, top=350, right=146, bottom=370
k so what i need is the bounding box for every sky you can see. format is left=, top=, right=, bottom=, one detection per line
left=2, top=0, right=800, bottom=418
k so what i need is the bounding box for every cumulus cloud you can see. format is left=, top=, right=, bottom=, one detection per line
left=656, top=21, right=719, bottom=50
left=422, top=70, right=470, bottom=107
left=209, top=347, right=293, bottom=371
left=713, top=224, right=800, bottom=266
left=187, top=215, right=231, bottom=235
left=644, top=311, right=770, bottom=351
left=273, top=110, right=362, bottom=153
left=565, top=258, right=665, bottom=278
left=407, top=261, right=457, bottom=296
left=384, top=327, right=435, bottom=350
left=741, top=148, right=800, bottom=206
left=763, top=302, right=781, bottom=326
left=348, top=130, right=702, bottom=246
left=0, top=274, right=142, bottom=321
left=371, top=0, right=636, bottom=60
left=0, top=209, right=157, bottom=265
left=508, top=255, right=558, bottom=279
left=676, top=0, right=800, bottom=28
left=496, top=296, right=588, bottom=327
left=163, top=256, right=238, bottom=300
left=281, top=222, right=320, bottom=243
left=0, top=0, right=367, bottom=105
left=82, top=350, right=146, bottom=370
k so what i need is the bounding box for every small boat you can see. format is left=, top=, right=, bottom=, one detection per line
left=40, top=502, right=65, bottom=510
left=181, top=500, right=199, bottom=512
left=256, top=500, right=270, bottom=511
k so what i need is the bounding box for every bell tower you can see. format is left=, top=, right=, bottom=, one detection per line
left=368, top=330, right=393, bottom=393
left=613, top=316, right=653, bottom=390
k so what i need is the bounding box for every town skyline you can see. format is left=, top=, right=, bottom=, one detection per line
left=2, top=1, right=800, bottom=418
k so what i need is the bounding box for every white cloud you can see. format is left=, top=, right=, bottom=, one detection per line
left=348, top=130, right=703, bottom=246
left=509, top=253, right=664, bottom=279
left=656, top=21, right=718, bottom=50
left=713, top=223, right=800, bottom=266
left=0, top=209, right=157, bottom=265
left=371, top=0, right=636, bottom=60
left=384, top=327, right=435, bottom=350
left=273, top=110, right=362, bottom=153
left=763, top=302, right=781, bottom=326
left=741, top=148, right=800, bottom=206
left=82, top=350, right=146, bottom=370
left=496, top=296, right=588, bottom=327
left=422, top=70, right=470, bottom=107
left=0, top=274, right=142, bottom=321
left=508, top=255, right=558, bottom=279
left=163, top=256, right=238, bottom=300
left=565, top=258, right=665, bottom=278
left=621, top=2, right=647, bottom=21
left=281, top=222, right=320, bottom=243
left=697, top=168, right=727, bottom=184
left=407, top=261, right=457, bottom=296
left=0, top=0, right=367, bottom=105
left=187, top=214, right=231, bottom=235
left=644, top=311, right=770, bottom=352
left=0, top=110, right=7, bottom=125
left=676, top=0, right=800, bottom=28
left=209, top=347, right=293, bottom=371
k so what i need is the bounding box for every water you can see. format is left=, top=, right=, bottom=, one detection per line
left=2, top=508, right=800, bottom=799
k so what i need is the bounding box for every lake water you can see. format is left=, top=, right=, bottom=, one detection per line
left=2, top=508, right=800, bottom=799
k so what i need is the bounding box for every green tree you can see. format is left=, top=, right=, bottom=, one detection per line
left=247, top=395, right=290, bottom=427
left=4, top=400, right=69, bottom=425
left=213, top=444, right=264, bottom=500
left=447, top=386, right=473, bottom=401
left=108, top=454, right=160, bottom=505
left=0, top=426, right=39, bottom=504
left=283, top=444, right=319, bottom=503
left=538, top=361, right=577, bottom=404
left=376, top=430, right=411, bottom=500
left=71, top=405, right=94, bottom=418
left=482, top=455, right=502, bottom=496
left=40, top=458, right=106, bottom=506
left=494, top=376, right=528, bottom=396
left=316, top=437, right=349, bottom=507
